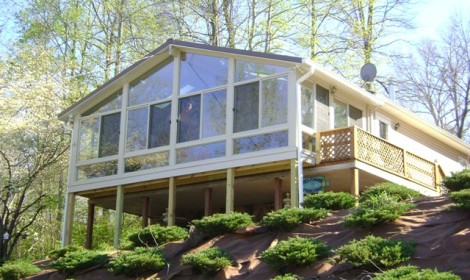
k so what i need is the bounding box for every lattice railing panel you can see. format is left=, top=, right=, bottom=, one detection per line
left=318, top=128, right=353, bottom=163
left=406, top=153, right=435, bottom=187
left=356, top=129, right=405, bottom=176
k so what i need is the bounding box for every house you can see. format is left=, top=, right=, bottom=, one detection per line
left=58, top=39, right=470, bottom=248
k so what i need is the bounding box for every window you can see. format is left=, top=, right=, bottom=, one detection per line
left=149, top=102, right=171, bottom=148
left=316, top=85, right=330, bottom=131
left=177, top=95, right=201, bottom=143
left=301, top=85, right=314, bottom=128
left=128, top=58, right=173, bottom=106
left=349, top=105, right=363, bottom=127
left=262, top=77, right=288, bottom=127
left=176, top=141, right=226, bottom=163
left=202, top=90, right=226, bottom=138
left=334, top=99, right=348, bottom=128
left=126, top=107, right=149, bottom=152
left=125, top=151, right=169, bottom=173
left=77, top=160, right=118, bottom=180
left=98, top=113, right=120, bottom=157
left=235, top=60, right=288, bottom=82
left=379, top=121, right=388, bottom=140
left=234, top=131, right=288, bottom=154
left=234, top=82, right=259, bottom=133
left=179, top=53, right=228, bottom=95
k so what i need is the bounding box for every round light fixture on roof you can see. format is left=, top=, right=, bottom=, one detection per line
left=360, top=63, right=377, bottom=82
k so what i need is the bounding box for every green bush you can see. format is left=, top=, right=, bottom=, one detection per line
left=0, top=260, right=41, bottom=280
left=181, top=247, right=231, bottom=275
left=260, top=237, right=330, bottom=270
left=303, top=191, right=356, bottom=210
left=337, top=235, right=415, bottom=268
left=107, top=247, right=167, bottom=277
left=50, top=250, right=108, bottom=275
left=47, top=244, right=84, bottom=260
left=261, top=208, right=328, bottom=231
left=360, top=182, right=421, bottom=202
left=271, top=273, right=301, bottom=280
left=449, top=189, right=470, bottom=209
left=343, top=193, right=414, bottom=228
left=127, top=224, right=188, bottom=247
left=191, top=212, right=253, bottom=238
left=374, top=265, right=461, bottom=280
left=443, top=169, right=470, bottom=192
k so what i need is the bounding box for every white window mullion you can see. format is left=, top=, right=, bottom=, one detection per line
left=169, top=51, right=181, bottom=166
left=118, top=83, right=129, bottom=174
left=226, top=58, right=235, bottom=157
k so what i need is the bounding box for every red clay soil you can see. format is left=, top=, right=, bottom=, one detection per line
left=31, top=196, right=470, bottom=280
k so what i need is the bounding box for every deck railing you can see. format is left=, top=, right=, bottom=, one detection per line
left=314, top=126, right=444, bottom=192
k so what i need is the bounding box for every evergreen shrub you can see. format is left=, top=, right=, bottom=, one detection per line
left=181, top=247, right=231, bottom=275
left=50, top=250, right=108, bottom=275
left=0, top=260, right=41, bottom=280
left=374, top=265, right=461, bottom=280
left=107, top=247, right=166, bottom=277
left=271, top=273, right=301, bottom=280
left=261, top=207, right=328, bottom=231
left=337, top=235, right=415, bottom=268
left=303, top=191, right=356, bottom=210
left=191, top=212, right=253, bottom=238
left=449, top=189, right=470, bottom=209
left=443, top=169, right=470, bottom=192
left=47, top=244, right=84, bottom=260
left=360, top=182, right=421, bottom=202
left=127, top=224, right=188, bottom=247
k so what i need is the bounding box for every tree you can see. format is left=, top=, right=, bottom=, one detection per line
left=0, top=47, right=70, bottom=261
left=395, top=16, right=470, bottom=140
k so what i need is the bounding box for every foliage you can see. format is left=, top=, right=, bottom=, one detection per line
left=449, top=189, right=470, bottom=209
left=374, top=265, right=461, bottom=280
left=443, top=169, right=470, bottom=192
left=343, top=193, right=414, bottom=228
left=181, top=247, right=231, bottom=275
left=271, top=273, right=301, bottom=280
left=191, top=212, right=253, bottom=238
left=50, top=250, right=108, bottom=275
left=107, top=247, right=166, bottom=277
left=303, top=191, right=356, bottom=210
left=47, top=245, right=83, bottom=260
left=0, top=260, right=41, bottom=280
left=260, top=237, right=330, bottom=270
left=360, top=182, right=422, bottom=202
left=128, top=224, right=188, bottom=247
left=337, top=235, right=415, bottom=268
left=261, top=208, right=329, bottom=231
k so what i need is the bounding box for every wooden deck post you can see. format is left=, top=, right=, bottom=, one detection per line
left=274, top=178, right=283, bottom=210
left=141, top=196, right=149, bottom=228
left=62, top=192, right=76, bottom=247
left=315, top=131, right=322, bottom=164
left=403, top=150, right=409, bottom=177
left=226, top=168, right=235, bottom=213
left=85, top=201, right=95, bottom=249
left=168, top=177, right=176, bottom=226
left=434, top=160, right=441, bottom=193
left=351, top=168, right=359, bottom=204
left=204, top=188, right=212, bottom=216
left=290, top=159, right=300, bottom=208
left=114, top=185, right=124, bottom=249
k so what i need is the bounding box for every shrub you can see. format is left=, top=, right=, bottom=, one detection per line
left=260, top=237, right=330, bottom=270
left=191, top=212, right=253, bottom=238
left=0, top=260, right=41, bottom=280
left=127, top=224, right=188, bottom=247
left=343, top=193, right=414, bottom=228
left=181, top=247, right=231, bottom=275
left=107, top=247, right=166, bottom=277
left=337, top=235, right=415, bottom=268
left=47, top=244, right=84, bottom=260
left=360, top=182, right=421, bottom=202
left=261, top=208, right=328, bottom=231
left=50, top=250, right=108, bottom=275
left=303, top=191, right=356, bottom=210
left=374, top=265, right=460, bottom=280
left=449, top=189, right=470, bottom=209
left=443, top=169, right=470, bottom=192
left=272, top=273, right=301, bottom=280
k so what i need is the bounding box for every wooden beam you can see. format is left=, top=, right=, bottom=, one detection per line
left=290, top=159, right=299, bottom=208
left=141, top=196, right=149, bottom=228
left=274, top=178, right=283, bottom=210
left=168, top=177, right=176, bottom=226
left=351, top=168, right=359, bottom=204
left=204, top=188, right=212, bottom=216
left=85, top=201, right=95, bottom=249
left=226, top=168, right=235, bottom=213
left=62, top=192, right=75, bottom=247
left=113, top=185, right=124, bottom=249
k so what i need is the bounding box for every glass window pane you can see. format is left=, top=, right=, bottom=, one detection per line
left=379, top=121, right=388, bottom=139
left=149, top=102, right=171, bottom=148
left=261, top=76, right=288, bottom=127
left=234, top=131, right=288, bottom=154
left=202, top=90, right=226, bottom=138
left=179, top=53, right=228, bottom=95
left=77, top=160, right=118, bottom=180
left=334, top=99, right=348, bottom=128
left=126, top=107, right=148, bottom=152
left=176, top=141, right=226, bottom=164
left=83, top=90, right=122, bottom=116
left=301, top=85, right=314, bottom=128
left=125, top=151, right=169, bottom=172
left=235, top=60, right=288, bottom=82
left=349, top=105, right=363, bottom=128
left=177, top=95, right=201, bottom=143
left=234, top=82, right=259, bottom=133
left=316, top=85, right=329, bottom=131
left=78, top=117, right=100, bottom=160
left=99, top=113, right=121, bottom=157
left=129, top=58, right=173, bottom=106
